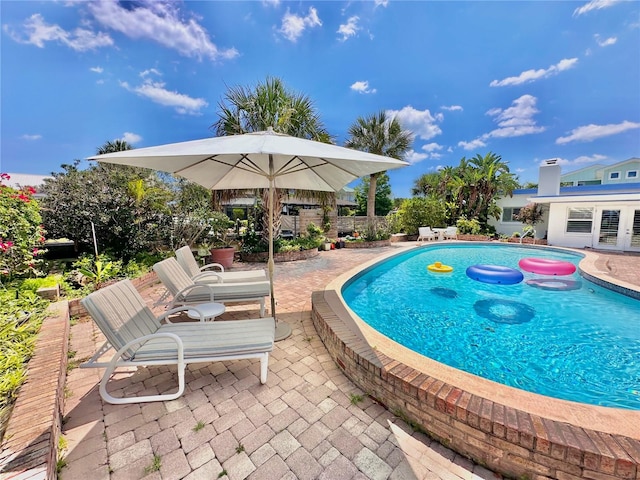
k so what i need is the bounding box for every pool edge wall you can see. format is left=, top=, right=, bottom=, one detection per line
left=311, top=245, right=640, bottom=480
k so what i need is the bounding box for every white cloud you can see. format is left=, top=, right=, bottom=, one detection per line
left=556, top=121, right=640, bottom=144
left=21, top=134, right=42, bottom=141
left=90, top=66, right=103, bottom=73
left=279, top=7, right=322, bottom=42
left=458, top=139, right=487, bottom=151
left=458, top=95, right=545, bottom=150
left=337, top=16, right=360, bottom=41
left=374, top=0, right=389, bottom=7
left=120, top=79, right=208, bottom=115
left=422, top=143, right=443, bottom=153
left=386, top=106, right=443, bottom=140
left=595, top=34, right=617, bottom=47
left=485, top=95, right=545, bottom=136
left=262, top=0, right=280, bottom=7
left=405, top=150, right=428, bottom=164
left=573, top=0, right=622, bottom=16
left=540, top=154, right=607, bottom=167
left=350, top=80, right=376, bottom=94
left=87, top=1, right=237, bottom=61
left=3, top=13, right=113, bottom=51
left=140, top=68, right=162, bottom=78
left=490, top=58, right=578, bottom=87
left=121, top=132, right=142, bottom=144
left=441, top=105, right=463, bottom=112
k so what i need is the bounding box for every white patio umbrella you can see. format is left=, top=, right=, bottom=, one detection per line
left=88, top=128, right=409, bottom=340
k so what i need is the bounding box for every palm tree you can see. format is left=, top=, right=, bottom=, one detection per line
left=211, top=76, right=331, bottom=242
left=345, top=111, right=413, bottom=230
left=96, top=139, right=132, bottom=154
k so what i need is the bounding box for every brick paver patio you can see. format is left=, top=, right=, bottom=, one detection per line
left=60, top=243, right=640, bottom=480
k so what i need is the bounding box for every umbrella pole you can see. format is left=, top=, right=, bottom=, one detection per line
left=269, top=156, right=292, bottom=341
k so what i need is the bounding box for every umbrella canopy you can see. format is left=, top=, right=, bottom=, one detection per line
left=88, top=128, right=409, bottom=340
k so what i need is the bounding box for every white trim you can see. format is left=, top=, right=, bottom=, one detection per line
left=529, top=193, right=640, bottom=204
left=608, top=171, right=621, bottom=180
left=626, top=170, right=638, bottom=179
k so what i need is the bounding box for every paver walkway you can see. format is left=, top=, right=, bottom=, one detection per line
left=60, top=244, right=640, bottom=480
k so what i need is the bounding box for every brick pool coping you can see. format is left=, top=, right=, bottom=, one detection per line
left=311, top=244, right=640, bottom=479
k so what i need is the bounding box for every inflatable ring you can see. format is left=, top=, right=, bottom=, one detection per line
left=474, top=299, right=535, bottom=324
left=428, top=261, right=453, bottom=273
left=518, top=257, right=576, bottom=276
left=526, top=278, right=582, bottom=291
left=466, top=265, right=523, bottom=285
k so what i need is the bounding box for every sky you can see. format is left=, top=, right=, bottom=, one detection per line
left=1, top=0, right=639, bottom=198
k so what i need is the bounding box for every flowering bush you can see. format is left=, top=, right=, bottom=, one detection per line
left=0, top=174, right=45, bottom=280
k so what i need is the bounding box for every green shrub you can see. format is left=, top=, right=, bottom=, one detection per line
left=397, top=198, right=447, bottom=235
left=19, top=275, right=63, bottom=293
left=456, top=216, right=481, bottom=235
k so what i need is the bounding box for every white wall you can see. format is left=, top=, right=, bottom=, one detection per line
left=547, top=203, right=593, bottom=248
left=490, top=193, right=549, bottom=238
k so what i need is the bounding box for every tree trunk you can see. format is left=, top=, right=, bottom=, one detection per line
left=367, top=172, right=378, bottom=224
left=261, top=188, right=284, bottom=244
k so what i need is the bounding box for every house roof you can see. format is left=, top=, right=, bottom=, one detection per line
left=528, top=182, right=640, bottom=203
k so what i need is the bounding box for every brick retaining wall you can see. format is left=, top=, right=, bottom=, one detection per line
left=311, top=290, right=640, bottom=479
left=0, top=302, right=70, bottom=480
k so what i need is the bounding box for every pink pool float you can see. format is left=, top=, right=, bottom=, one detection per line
left=518, top=257, right=576, bottom=276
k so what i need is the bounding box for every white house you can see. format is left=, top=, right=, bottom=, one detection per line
left=490, top=158, right=640, bottom=252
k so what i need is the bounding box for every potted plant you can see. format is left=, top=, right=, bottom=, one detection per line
left=202, top=212, right=235, bottom=269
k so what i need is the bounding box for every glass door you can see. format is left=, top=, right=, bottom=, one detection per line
left=596, top=209, right=621, bottom=249
left=624, top=209, right=640, bottom=252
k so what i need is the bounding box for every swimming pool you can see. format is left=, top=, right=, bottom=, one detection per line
left=342, top=244, right=640, bottom=410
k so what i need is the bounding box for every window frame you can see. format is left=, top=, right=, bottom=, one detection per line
left=565, top=207, right=594, bottom=234
left=501, top=207, right=522, bottom=223
left=608, top=171, right=621, bottom=180
left=626, top=170, right=638, bottom=179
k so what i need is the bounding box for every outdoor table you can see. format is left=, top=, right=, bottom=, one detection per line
left=186, top=302, right=225, bottom=321
left=432, top=228, right=446, bottom=241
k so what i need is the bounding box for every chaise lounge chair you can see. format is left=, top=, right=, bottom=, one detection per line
left=417, top=227, right=436, bottom=242
left=175, top=245, right=266, bottom=284
left=80, top=279, right=275, bottom=404
left=443, top=226, right=458, bottom=240
left=153, top=258, right=270, bottom=317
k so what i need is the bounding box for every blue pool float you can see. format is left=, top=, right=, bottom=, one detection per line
left=466, top=264, right=523, bottom=285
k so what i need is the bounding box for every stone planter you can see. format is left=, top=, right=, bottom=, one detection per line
left=390, top=234, right=408, bottom=243
left=343, top=239, right=391, bottom=249
left=456, top=234, right=491, bottom=241
left=507, top=237, right=548, bottom=245
left=240, top=248, right=320, bottom=263
left=210, top=247, right=235, bottom=269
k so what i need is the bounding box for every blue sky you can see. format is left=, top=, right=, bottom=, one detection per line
left=1, top=0, right=639, bottom=198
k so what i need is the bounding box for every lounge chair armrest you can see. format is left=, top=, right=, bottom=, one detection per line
left=199, top=263, right=224, bottom=272
left=192, top=271, right=224, bottom=283
left=158, top=306, right=204, bottom=324
left=175, top=284, right=216, bottom=302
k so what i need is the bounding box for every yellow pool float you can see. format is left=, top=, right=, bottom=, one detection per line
left=427, top=261, right=453, bottom=273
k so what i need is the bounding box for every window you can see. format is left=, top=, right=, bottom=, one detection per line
left=626, top=170, right=638, bottom=179
left=566, top=207, right=593, bottom=233
left=609, top=171, right=620, bottom=180
left=577, top=180, right=601, bottom=186
left=502, top=207, right=522, bottom=222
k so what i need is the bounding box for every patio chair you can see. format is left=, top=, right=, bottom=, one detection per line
left=175, top=246, right=266, bottom=284
left=80, top=279, right=275, bottom=404
left=444, top=226, right=458, bottom=240
left=154, top=258, right=269, bottom=317
left=417, top=227, right=436, bottom=242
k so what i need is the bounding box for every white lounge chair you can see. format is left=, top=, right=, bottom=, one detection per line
left=417, top=227, right=436, bottom=242
left=444, top=226, right=458, bottom=240
left=175, top=246, right=266, bottom=284
left=80, top=279, right=275, bottom=404
left=153, top=258, right=269, bottom=317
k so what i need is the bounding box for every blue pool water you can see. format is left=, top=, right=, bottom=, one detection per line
left=342, top=244, right=640, bottom=409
